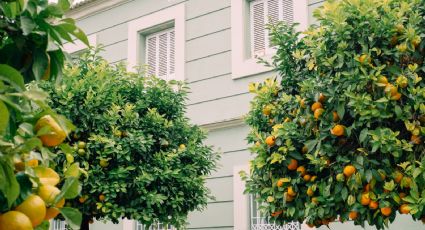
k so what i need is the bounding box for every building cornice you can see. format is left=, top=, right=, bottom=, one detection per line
left=67, top=0, right=132, bottom=20
left=200, top=117, right=245, bottom=131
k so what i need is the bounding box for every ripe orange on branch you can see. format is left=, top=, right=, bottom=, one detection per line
left=35, top=115, right=67, bottom=147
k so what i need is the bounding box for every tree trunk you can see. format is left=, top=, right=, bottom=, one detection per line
left=80, top=215, right=90, bottom=230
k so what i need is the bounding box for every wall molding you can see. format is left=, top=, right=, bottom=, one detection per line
left=66, top=0, right=133, bottom=20
left=199, top=117, right=245, bottom=131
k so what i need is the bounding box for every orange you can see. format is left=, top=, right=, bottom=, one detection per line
left=394, top=171, right=404, bottom=184
left=307, top=187, right=314, bottom=196
left=265, top=136, right=275, bottom=146
left=262, top=105, right=272, bottom=116
left=296, top=166, right=306, bottom=176
left=391, top=92, right=402, bottom=101
left=287, top=186, right=296, bottom=196
left=99, top=194, right=106, bottom=201
left=34, top=167, right=60, bottom=186
left=271, top=210, right=283, bottom=217
left=79, top=196, right=87, bottom=203
left=411, top=135, right=421, bottom=144
left=381, top=207, right=392, bottom=216
left=384, top=84, right=398, bottom=96
left=377, top=76, right=389, bottom=86
left=301, top=146, right=308, bottom=154
left=360, top=193, right=371, bottom=206
left=34, top=115, right=67, bottom=147
left=286, top=193, right=295, bottom=202
left=359, top=54, right=370, bottom=64
left=364, top=184, right=371, bottom=192
left=349, top=211, right=358, bottom=220
left=399, top=204, right=410, bottom=214
left=369, top=201, right=379, bottom=210
left=314, top=108, right=325, bottom=120
left=399, top=192, right=407, bottom=199
left=45, top=207, right=61, bottom=220
left=303, top=174, right=312, bottom=182
left=396, top=75, right=408, bottom=88
left=343, top=165, right=356, bottom=177
left=318, top=93, right=326, bottom=103
left=15, top=195, right=46, bottom=227
left=312, top=197, right=319, bottom=204
left=404, top=177, right=412, bottom=188
left=0, top=211, right=33, bottom=230
left=38, top=185, right=64, bottom=207
left=27, top=159, right=38, bottom=167
left=287, top=159, right=298, bottom=171
left=311, top=102, right=323, bottom=112
left=331, top=125, right=345, bottom=136
left=100, top=159, right=109, bottom=168
left=333, top=111, right=340, bottom=122
left=310, top=175, right=317, bottom=182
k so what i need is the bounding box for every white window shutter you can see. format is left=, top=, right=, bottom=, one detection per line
left=158, top=32, right=168, bottom=78
left=267, top=0, right=280, bottom=24
left=251, top=0, right=266, bottom=57
left=146, top=36, right=157, bottom=76
left=281, top=0, right=294, bottom=24
left=169, top=30, right=175, bottom=75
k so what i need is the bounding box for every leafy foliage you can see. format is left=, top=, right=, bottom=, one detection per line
left=0, top=0, right=87, bottom=229
left=244, top=0, right=425, bottom=229
left=39, top=50, right=218, bottom=228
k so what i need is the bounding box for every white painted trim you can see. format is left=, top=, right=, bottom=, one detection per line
left=200, top=117, right=244, bottom=131
left=66, top=0, right=132, bottom=20
left=233, top=164, right=250, bottom=230
left=122, top=218, right=134, bottom=230
left=231, top=0, right=308, bottom=79
left=63, top=34, right=97, bottom=54
left=127, top=3, right=185, bottom=81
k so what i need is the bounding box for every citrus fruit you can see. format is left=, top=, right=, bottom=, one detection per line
left=331, top=125, right=345, bottom=136
left=318, top=93, right=326, bottom=103
left=399, top=204, right=410, bottom=214
left=314, top=108, right=325, bottom=120
left=287, top=186, right=296, bottom=196
left=332, top=111, right=340, bottom=122
left=307, top=187, right=314, bottom=196
left=360, top=193, right=371, bottom=206
left=369, top=201, right=379, bottom=210
left=267, top=196, right=275, bottom=203
left=15, top=195, right=46, bottom=227
left=377, top=76, right=389, bottom=86
left=394, top=171, right=404, bottom=184
left=34, top=115, right=67, bottom=147
left=265, top=136, right=275, bottom=146
left=301, top=146, right=308, bottom=154
left=381, top=207, right=392, bottom=216
left=34, top=167, right=60, bottom=186
left=311, top=102, right=323, bottom=112
left=27, top=159, right=38, bottom=167
left=349, top=211, right=358, bottom=220
left=78, top=141, right=86, bottom=149
left=271, top=210, right=283, bottom=217
left=99, top=194, right=106, bottom=201
left=38, top=185, right=64, bottom=206
left=396, top=75, right=408, bottom=88
left=303, top=174, right=311, bottom=182
left=296, top=166, right=306, bottom=176
left=276, top=178, right=286, bottom=187
left=99, top=159, right=109, bottom=168
left=384, top=84, right=398, bottom=96
left=0, top=211, right=33, bottom=230
left=359, top=54, right=370, bottom=64
left=287, top=159, right=298, bottom=171
left=312, top=197, right=319, bottom=204
left=336, top=173, right=345, bottom=182
left=411, top=135, right=421, bottom=144
left=343, top=165, right=356, bottom=177
left=263, top=105, right=272, bottom=116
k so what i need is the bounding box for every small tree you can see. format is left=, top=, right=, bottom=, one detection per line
left=0, top=0, right=88, bottom=229
left=40, top=51, right=218, bottom=229
left=244, top=0, right=425, bottom=229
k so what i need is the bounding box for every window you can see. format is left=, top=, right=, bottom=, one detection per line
left=250, top=0, right=293, bottom=57
left=127, top=4, right=185, bottom=81
left=50, top=220, right=67, bottom=230
left=145, top=28, right=175, bottom=80
left=136, top=222, right=175, bottom=230
left=230, top=0, right=307, bottom=79
left=250, top=195, right=300, bottom=230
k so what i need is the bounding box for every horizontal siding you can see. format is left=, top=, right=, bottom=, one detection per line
left=91, top=221, right=122, bottom=230
left=206, top=176, right=233, bottom=202
left=188, top=228, right=233, bottom=230
left=187, top=71, right=270, bottom=105
left=205, top=125, right=250, bottom=153
left=99, top=40, right=127, bottom=63
left=76, top=0, right=186, bottom=35
left=308, top=0, right=325, bottom=25
left=187, top=93, right=253, bottom=125
left=210, top=150, right=251, bottom=178
left=186, top=7, right=230, bottom=40
left=186, top=29, right=230, bottom=62
left=97, top=23, right=128, bottom=47
left=187, top=202, right=233, bottom=229
left=186, top=0, right=230, bottom=20
left=185, top=51, right=231, bottom=83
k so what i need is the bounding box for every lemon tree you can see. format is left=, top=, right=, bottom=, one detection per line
left=0, top=0, right=87, bottom=229
left=244, top=0, right=425, bottom=229
left=40, top=50, right=218, bottom=229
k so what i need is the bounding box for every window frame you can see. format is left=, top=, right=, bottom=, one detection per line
left=127, top=3, right=185, bottom=81
left=230, top=0, right=308, bottom=79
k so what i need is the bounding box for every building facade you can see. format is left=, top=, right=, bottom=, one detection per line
left=59, top=0, right=424, bottom=229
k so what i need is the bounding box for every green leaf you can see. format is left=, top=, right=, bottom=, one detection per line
left=0, top=159, right=20, bottom=208
left=32, top=49, right=49, bottom=81
left=20, top=15, right=36, bottom=35
left=64, top=163, right=81, bottom=178
left=22, top=88, right=48, bottom=101
left=56, top=177, right=81, bottom=201
left=0, top=101, right=9, bottom=135
left=0, top=64, right=25, bottom=91
left=57, top=0, right=71, bottom=11
left=34, top=220, right=50, bottom=230
left=13, top=173, right=33, bottom=206
left=359, top=128, right=368, bottom=144
left=60, top=207, right=82, bottom=229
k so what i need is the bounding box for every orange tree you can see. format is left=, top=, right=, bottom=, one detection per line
left=243, top=0, right=425, bottom=229
left=0, top=0, right=88, bottom=229
left=39, top=50, right=218, bottom=229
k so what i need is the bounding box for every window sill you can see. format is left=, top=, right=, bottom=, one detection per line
left=231, top=55, right=274, bottom=79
